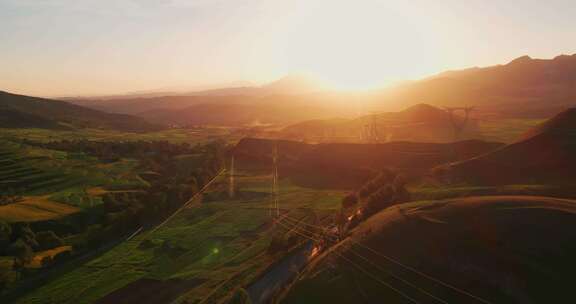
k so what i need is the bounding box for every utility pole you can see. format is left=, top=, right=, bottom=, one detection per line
left=362, top=112, right=381, bottom=143
left=444, top=106, right=475, bottom=163
left=228, top=155, right=235, bottom=198
left=270, top=142, right=280, bottom=217
left=273, top=143, right=279, bottom=216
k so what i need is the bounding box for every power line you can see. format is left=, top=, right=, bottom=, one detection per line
left=280, top=217, right=449, bottom=303
left=280, top=218, right=448, bottom=304
left=281, top=215, right=492, bottom=304
left=352, top=242, right=492, bottom=304
left=337, top=253, right=421, bottom=304
left=67, top=169, right=226, bottom=303
left=274, top=219, right=421, bottom=304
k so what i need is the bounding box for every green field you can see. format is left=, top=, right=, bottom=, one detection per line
left=0, top=140, right=146, bottom=196
left=0, top=127, right=241, bottom=145
left=14, top=170, right=345, bottom=304
left=0, top=139, right=147, bottom=223
left=478, top=118, right=544, bottom=143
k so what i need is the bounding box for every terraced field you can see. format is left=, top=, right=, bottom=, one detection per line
left=0, top=143, right=83, bottom=196
left=0, top=196, right=79, bottom=223
left=0, top=139, right=148, bottom=223
left=14, top=171, right=346, bottom=304
left=0, top=127, right=241, bottom=145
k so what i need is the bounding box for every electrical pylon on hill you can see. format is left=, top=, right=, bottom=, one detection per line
left=443, top=106, right=475, bottom=142
left=360, top=113, right=378, bottom=143
left=361, top=111, right=396, bottom=143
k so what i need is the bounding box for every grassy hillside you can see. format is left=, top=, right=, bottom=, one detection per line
left=0, top=196, right=79, bottom=223
left=378, top=54, right=576, bottom=111
left=0, top=140, right=145, bottom=196
left=0, top=91, right=162, bottom=132
left=436, top=108, right=576, bottom=185
left=235, top=137, right=503, bottom=189
left=0, top=127, right=239, bottom=145
left=0, top=138, right=147, bottom=224
left=284, top=196, right=576, bottom=303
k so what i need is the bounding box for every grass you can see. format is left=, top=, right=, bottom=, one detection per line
left=0, top=140, right=146, bottom=196
left=0, top=196, right=79, bottom=223
left=0, top=127, right=241, bottom=145
left=14, top=170, right=346, bottom=304
left=27, top=246, right=73, bottom=269
left=48, top=188, right=104, bottom=208
left=478, top=118, right=544, bottom=143
left=410, top=183, right=576, bottom=201
left=0, top=141, right=147, bottom=222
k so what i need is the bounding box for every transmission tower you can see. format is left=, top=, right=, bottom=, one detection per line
left=271, top=142, right=280, bottom=217
left=362, top=112, right=382, bottom=143
left=443, top=106, right=475, bottom=142
left=228, top=155, right=235, bottom=198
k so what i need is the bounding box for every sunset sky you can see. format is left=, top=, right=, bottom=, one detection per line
left=1, top=0, right=575, bottom=97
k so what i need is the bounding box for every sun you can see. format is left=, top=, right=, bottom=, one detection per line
left=257, top=0, right=445, bottom=92
left=312, top=71, right=395, bottom=91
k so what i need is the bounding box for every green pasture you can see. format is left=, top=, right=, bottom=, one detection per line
left=14, top=170, right=345, bottom=304
left=0, top=127, right=239, bottom=145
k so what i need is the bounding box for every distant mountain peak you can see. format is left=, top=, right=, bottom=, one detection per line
left=263, top=74, right=324, bottom=94
left=508, top=55, right=533, bottom=65
left=403, top=103, right=441, bottom=113
left=552, top=54, right=576, bottom=63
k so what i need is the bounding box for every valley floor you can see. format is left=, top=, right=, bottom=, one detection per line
left=13, top=171, right=345, bottom=304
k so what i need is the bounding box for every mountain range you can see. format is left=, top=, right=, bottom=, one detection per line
left=66, top=54, right=576, bottom=127
left=2, top=53, right=575, bottom=131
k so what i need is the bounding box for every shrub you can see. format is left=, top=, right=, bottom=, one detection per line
left=40, top=256, right=52, bottom=267
left=341, top=193, right=358, bottom=209
left=52, top=250, right=72, bottom=264
left=35, top=231, right=64, bottom=251
left=7, top=239, right=33, bottom=267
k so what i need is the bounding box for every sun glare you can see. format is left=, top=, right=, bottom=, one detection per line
left=258, top=0, right=444, bottom=91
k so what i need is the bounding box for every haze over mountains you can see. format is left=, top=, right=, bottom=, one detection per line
left=0, top=91, right=161, bottom=131
left=385, top=54, right=576, bottom=116
left=278, top=103, right=481, bottom=143
left=1, top=53, right=575, bottom=131
left=66, top=54, right=576, bottom=127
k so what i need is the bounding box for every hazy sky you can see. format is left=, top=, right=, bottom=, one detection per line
left=1, top=0, right=575, bottom=96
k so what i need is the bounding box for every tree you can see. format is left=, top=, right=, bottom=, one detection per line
left=0, top=221, right=12, bottom=254
left=13, top=223, right=37, bottom=249
left=363, top=185, right=394, bottom=217
left=36, top=231, right=64, bottom=251
left=52, top=250, right=71, bottom=264
left=0, top=265, right=20, bottom=290
left=342, top=193, right=358, bottom=209
left=7, top=239, right=33, bottom=267
left=40, top=256, right=52, bottom=267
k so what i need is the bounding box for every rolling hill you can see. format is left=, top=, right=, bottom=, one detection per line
left=0, top=91, right=162, bottom=131
left=380, top=54, right=576, bottom=116
left=434, top=108, right=576, bottom=185
left=234, top=137, right=503, bottom=188
left=279, top=103, right=482, bottom=143
left=284, top=195, right=576, bottom=303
